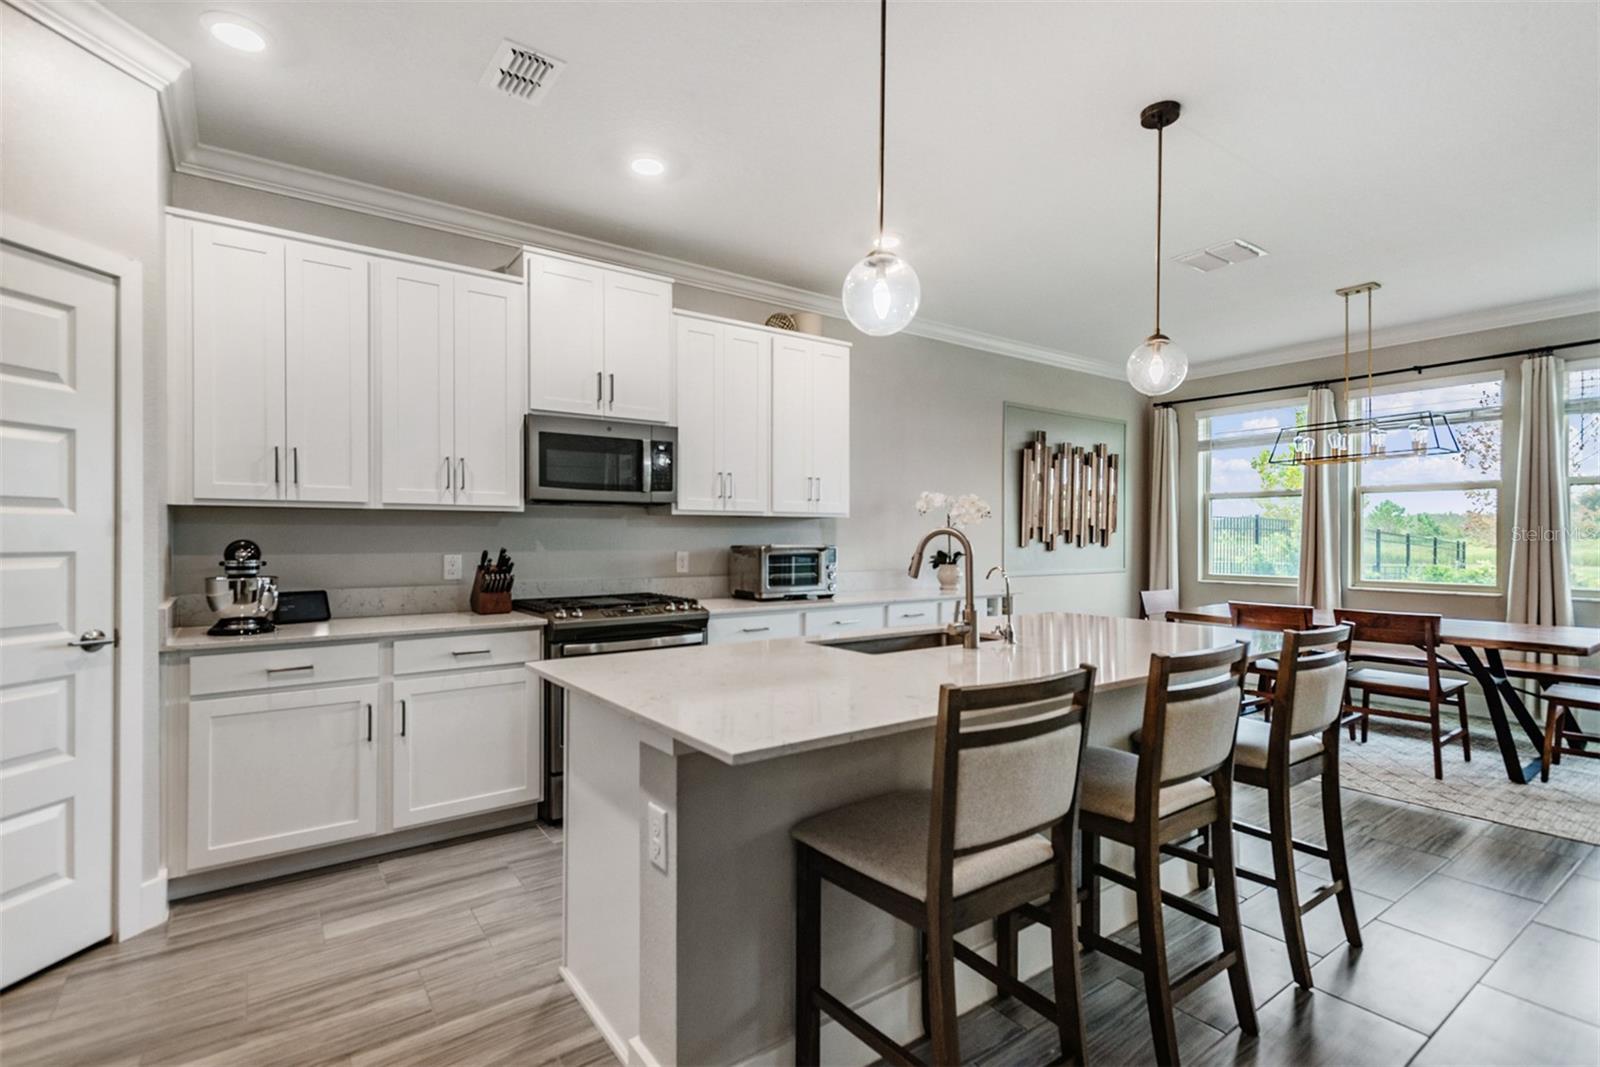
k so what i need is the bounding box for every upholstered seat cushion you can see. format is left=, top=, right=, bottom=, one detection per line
left=791, top=791, right=1053, bottom=901
left=1233, top=718, right=1324, bottom=770
left=1078, top=746, right=1215, bottom=824
left=1347, top=667, right=1468, bottom=696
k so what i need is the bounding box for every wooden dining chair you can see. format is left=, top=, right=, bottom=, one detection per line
left=1534, top=684, right=1600, bottom=782
left=1335, top=609, right=1471, bottom=780
left=1001, top=644, right=1256, bottom=1066
left=792, top=668, right=1096, bottom=1067
left=1141, top=589, right=1180, bottom=621
left=1228, top=601, right=1315, bottom=705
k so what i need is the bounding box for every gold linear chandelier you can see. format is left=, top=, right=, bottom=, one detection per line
left=1268, top=282, right=1461, bottom=467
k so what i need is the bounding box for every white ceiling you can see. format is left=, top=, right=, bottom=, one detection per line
left=113, top=0, right=1600, bottom=374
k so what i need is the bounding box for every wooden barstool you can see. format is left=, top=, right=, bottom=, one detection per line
left=1535, top=684, right=1600, bottom=781
left=1225, top=625, right=1363, bottom=989
left=1337, top=609, right=1471, bottom=779
left=793, top=668, right=1096, bottom=1067
left=1228, top=601, right=1315, bottom=706
left=1011, top=644, right=1257, bottom=1066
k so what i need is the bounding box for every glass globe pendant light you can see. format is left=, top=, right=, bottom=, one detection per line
left=1127, top=100, right=1189, bottom=396
left=842, top=0, right=920, bottom=336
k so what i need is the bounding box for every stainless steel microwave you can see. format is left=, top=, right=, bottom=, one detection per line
left=525, top=415, right=676, bottom=505
left=729, top=544, right=838, bottom=600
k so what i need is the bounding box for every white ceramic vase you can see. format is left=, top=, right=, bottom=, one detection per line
left=936, top=563, right=961, bottom=592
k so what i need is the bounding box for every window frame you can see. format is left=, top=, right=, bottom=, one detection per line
left=1563, top=358, right=1600, bottom=597
left=1346, top=370, right=1505, bottom=594
left=1196, top=395, right=1307, bottom=585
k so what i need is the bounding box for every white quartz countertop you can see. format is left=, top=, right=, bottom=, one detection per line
left=163, top=610, right=544, bottom=653
left=697, top=588, right=1000, bottom=616
left=531, top=611, right=1278, bottom=765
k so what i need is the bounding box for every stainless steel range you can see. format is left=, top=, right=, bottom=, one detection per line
left=515, top=593, right=709, bottom=822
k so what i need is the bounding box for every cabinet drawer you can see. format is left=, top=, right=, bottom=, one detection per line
left=803, top=604, right=886, bottom=635
left=189, top=642, right=382, bottom=697
left=708, top=612, right=803, bottom=644
left=886, top=601, right=941, bottom=627
left=394, top=629, right=541, bottom=675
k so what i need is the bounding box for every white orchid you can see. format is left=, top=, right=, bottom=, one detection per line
left=914, top=491, right=949, bottom=516
left=948, top=494, right=992, bottom=529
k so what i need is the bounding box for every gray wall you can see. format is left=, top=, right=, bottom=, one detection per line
left=3, top=5, right=170, bottom=880
left=1163, top=312, right=1600, bottom=624
left=167, top=175, right=1150, bottom=618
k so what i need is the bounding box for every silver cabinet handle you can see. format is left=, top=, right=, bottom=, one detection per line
left=267, top=664, right=315, bottom=675
left=831, top=619, right=857, bottom=627
left=740, top=626, right=771, bottom=634
left=366, top=704, right=373, bottom=742
left=400, top=699, right=407, bottom=738
left=458, top=458, right=466, bottom=493
left=608, top=373, right=615, bottom=409
left=901, top=612, right=927, bottom=619
left=451, top=649, right=492, bottom=657
left=728, top=472, right=735, bottom=502
left=596, top=370, right=604, bottom=408
left=273, top=445, right=280, bottom=485
left=67, top=628, right=115, bottom=652
left=716, top=472, right=724, bottom=499
left=292, top=446, right=299, bottom=485
left=445, top=456, right=452, bottom=490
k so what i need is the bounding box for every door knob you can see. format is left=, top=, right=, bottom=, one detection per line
left=68, top=629, right=115, bottom=652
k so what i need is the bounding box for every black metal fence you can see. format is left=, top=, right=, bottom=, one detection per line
left=1209, top=515, right=1469, bottom=580
left=1361, top=528, right=1468, bottom=580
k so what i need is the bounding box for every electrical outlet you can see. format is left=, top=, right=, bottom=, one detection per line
left=443, top=554, right=462, bottom=581
left=647, top=801, right=668, bottom=873
left=675, top=550, right=689, bottom=574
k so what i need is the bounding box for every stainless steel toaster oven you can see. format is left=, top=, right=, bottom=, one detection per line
left=728, top=544, right=837, bottom=600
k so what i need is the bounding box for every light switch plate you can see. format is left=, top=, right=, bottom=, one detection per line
left=647, top=801, right=668, bottom=873
left=443, top=554, right=463, bottom=581
left=675, top=550, right=689, bottom=574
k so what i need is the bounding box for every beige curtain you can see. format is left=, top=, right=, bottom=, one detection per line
left=1147, top=406, right=1180, bottom=593
left=1507, top=353, right=1573, bottom=626
left=1297, top=386, right=1340, bottom=610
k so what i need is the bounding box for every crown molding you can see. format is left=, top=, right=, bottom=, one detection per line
left=1187, top=291, right=1600, bottom=380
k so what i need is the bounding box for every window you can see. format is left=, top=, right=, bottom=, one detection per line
left=1351, top=374, right=1502, bottom=587
left=1566, top=362, right=1600, bottom=590
left=1198, top=400, right=1306, bottom=581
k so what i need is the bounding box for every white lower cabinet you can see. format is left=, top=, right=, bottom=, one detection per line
left=802, top=604, right=888, bottom=635
left=186, top=682, right=380, bottom=871
left=707, top=611, right=804, bottom=644
left=391, top=666, right=542, bottom=830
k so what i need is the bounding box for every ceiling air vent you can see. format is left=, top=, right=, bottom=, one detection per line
left=1174, top=239, right=1269, bottom=273
left=480, top=40, right=564, bottom=104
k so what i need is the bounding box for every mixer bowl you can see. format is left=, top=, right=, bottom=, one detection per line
left=205, top=575, right=279, bottom=617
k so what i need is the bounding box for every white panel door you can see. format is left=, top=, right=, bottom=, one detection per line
left=379, top=261, right=455, bottom=506
left=186, top=683, right=379, bottom=870
left=601, top=272, right=672, bottom=424
left=0, top=244, right=115, bottom=985
left=527, top=253, right=605, bottom=416
left=810, top=342, right=851, bottom=516
left=191, top=223, right=285, bottom=501
left=720, top=326, right=770, bottom=514
left=769, top=335, right=814, bottom=514
left=673, top=317, right=722, bottom=512
left=452, top=274, right=524, bottom=508
left=285, top=241, right=369, bottom=504
left=391, top=667, right=540, bottom=830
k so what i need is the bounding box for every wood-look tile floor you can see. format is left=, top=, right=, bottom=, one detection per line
left=3, top=787, right=1597, bottom=1066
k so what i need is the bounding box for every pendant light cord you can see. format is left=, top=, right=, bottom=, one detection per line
left=1154, top=121, right=1163, bottom=336
left=1342, top=292, right=1351, bottom=414
left=876, top=0, right=887, bottom=246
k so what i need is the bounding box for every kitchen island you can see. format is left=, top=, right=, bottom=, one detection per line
left=532, top=612, right=1277, bottom=1067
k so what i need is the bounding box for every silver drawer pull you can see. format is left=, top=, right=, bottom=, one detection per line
left=901, top=612, right=927, bottom=619
left=740, top=626, right=771, bottom=634
left=831, top=620, right=857, bottom=627
left=267, top=664, right=315, bottom=675
left=451, top=649, right=493, bottom=657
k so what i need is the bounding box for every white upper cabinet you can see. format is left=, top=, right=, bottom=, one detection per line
left=770, top=336, right=851, bottom=516
left=191, top=223, right=286, bottom=501
left=379, top=260, right=455, bottom=507
left=452, top=274, right=525, bottom=508
left=285, top=243, right=370, bottom=503
left=527, top=250, right=672, bottom=424
left=673, top=315, right=770, bottom=514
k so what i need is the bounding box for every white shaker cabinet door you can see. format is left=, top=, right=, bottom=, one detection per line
left=601, top=271, right=672, bottom=424
left=527, top=253, right=605, bottom=416
left=453, top=274, right=525, bottom=508
left=769, top=335, right=814, bottom=514
left=285, top=241, right=370, bottom=504
left=186, top=683, right=379, bottom=870
left=191, top=223, right=286, bottom=501
left=391, top=667, right=541, bottom=830
left=674, top=316, right=723, bottom=512
left=720, top=325, right=771, bottom=514
left=810, top=342, right=851, bottom=516
left=379, top=260, right=456, bottom=506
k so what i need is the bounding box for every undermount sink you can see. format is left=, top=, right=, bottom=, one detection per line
left=823, top=630, right=968, bottom=655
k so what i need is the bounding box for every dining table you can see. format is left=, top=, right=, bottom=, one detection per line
left=1184, top=602, right=1600, bottom=785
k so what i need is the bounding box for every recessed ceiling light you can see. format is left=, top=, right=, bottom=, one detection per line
left=201, top=12, right=269, bottom=53
left=630, top=157, right=666, bottom=178
left=878, top=231, right=903, bottom=251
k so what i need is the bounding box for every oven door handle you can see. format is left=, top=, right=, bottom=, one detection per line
left=557, top=632, right=707, bottom=657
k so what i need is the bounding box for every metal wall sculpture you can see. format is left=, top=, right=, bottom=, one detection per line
left=1019, top=431, right=1119, bottom=549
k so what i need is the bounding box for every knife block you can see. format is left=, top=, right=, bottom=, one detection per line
left=469, top=567, right=513, bottom=615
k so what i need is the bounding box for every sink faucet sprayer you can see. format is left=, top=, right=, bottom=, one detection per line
left=907, top=526, right=980, bottom=650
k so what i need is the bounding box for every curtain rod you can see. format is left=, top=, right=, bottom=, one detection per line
left=1153, top=338, right=1600, bottom=409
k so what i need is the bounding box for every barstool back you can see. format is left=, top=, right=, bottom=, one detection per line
left=927, top=667, right=1096, bottom=892
left=1140, top=644, right=1252, bottom=796
left=1275, top=626, right=1353, bottom=738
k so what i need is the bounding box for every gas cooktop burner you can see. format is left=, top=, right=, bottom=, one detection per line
left=513, top=592, right=704, bottom=622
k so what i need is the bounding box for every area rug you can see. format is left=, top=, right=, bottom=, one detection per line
left=1337, top=717, right=1600, bottom=845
